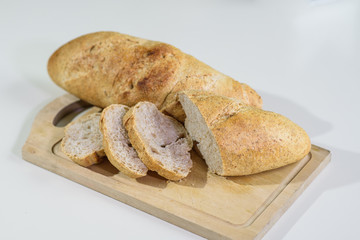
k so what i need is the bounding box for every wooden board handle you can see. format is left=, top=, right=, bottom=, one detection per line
left=23, top=94, right=93, bottom=147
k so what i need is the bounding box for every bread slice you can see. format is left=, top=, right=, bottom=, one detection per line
left=61, top=113, right=105, bottom=167
left=179, top=91, right=311, bottom=176
left=123, top=102, right=193, bottom=181
left=100, top=104, right=148, bottom=178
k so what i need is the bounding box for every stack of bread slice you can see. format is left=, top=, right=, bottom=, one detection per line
left=62, top=101, right=193, bottom=180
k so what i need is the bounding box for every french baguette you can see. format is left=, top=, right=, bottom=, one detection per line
left=179, top=91, right=311, bottom=176
left=47, top=31, right=262, bottom=122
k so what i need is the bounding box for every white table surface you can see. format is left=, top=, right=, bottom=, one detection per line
left=1, top=0, right=359, bottom=239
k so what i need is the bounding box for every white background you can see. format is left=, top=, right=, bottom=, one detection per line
left=1, top=0, right=359, bottom=239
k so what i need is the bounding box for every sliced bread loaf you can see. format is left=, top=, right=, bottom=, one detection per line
left=61, top=113, right=105, bottom=167
left=179, top=91, right=311, bottom=176
left=100, top=104, right=148, bottom=178
left=123, top=102, right=193, bottom=181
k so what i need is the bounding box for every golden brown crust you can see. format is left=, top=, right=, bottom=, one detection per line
left=123, top=102, right=192, bottom=181
left=61, top=149, right=103, bottom=167
left=48, top=31, right=262, bottom=120
left=181, top=91, right=311, bottom=176
left=48, top=32, right=182, bottom=108
left=100, top=105, right=147, bottom=178
left=214, top=109, right=311, bottom=175
left=159, top=55, right=263, bottom=121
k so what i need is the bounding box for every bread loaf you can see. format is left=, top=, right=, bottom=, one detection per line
left=179, top=91, right=311, bottom=176
left=61, top=113, right=105, bottom=167
left=123, top=102, right=193, bottom=180
left=47, top=31, right=262, bottom=121
left=100, top=104, right=148, bottom=178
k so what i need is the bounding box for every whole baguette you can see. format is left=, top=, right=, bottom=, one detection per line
left=48, top=31, right=262, bottom=121
left=179, top=91, right=311, bottom=176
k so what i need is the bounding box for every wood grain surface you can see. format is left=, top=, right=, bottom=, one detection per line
left=22, top=94, right=331, bottom=240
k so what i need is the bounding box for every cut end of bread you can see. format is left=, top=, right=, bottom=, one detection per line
left=179, top=93, right=224, bottom=175
left=61, top=113, right=104, bottom=167
left=124, top=102, right=193, bottom=181
left=100, top=104, right=148, bottom=178
left=180, top=90, right=312, bottom=176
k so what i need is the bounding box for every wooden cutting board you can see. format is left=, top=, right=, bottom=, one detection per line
left=22, top=94, right=330, bottom=240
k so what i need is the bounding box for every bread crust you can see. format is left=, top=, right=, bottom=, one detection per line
left=61, top=150, right=103, bottom=167
left=100, top=104, right=147, bottom=178
left=48, top=32, right=262, bottom=121
left=180, top=91, right=311, bottom=176
left=123, top=102, right=193, bottom=181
